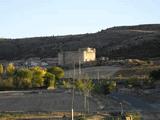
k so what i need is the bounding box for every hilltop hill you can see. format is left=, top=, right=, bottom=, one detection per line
left=0, top=24, right=160, bottom=60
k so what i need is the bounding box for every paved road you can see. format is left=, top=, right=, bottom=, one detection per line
left=0, top=89, right=98, bottom=112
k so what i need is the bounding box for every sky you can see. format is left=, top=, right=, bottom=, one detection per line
left=0, top=0, right=160, bottom=38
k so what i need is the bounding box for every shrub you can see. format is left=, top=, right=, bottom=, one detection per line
left=0, top=78, right=14, bottom=90
left=149, top=69, right=160, bottom=82
left=94, top=80, right=116, bottom=94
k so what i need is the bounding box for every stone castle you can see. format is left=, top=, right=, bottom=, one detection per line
left=58, top=47, right=96, bottom=65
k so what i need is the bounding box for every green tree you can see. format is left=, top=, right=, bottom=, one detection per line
left=6, top=63, right=15, bottom=76
left=44, top=72, right=56, bottom=88
left=75, top=77, right=94, bottom=96
left=14, top=68, right=33, bottom=88
left=75, top=79, right=85, bottom=91
left=75, top=78, right=94, bottom=113
left=47, top=66, right=64, bottom=80
left=31, top=66, right=46, bottom=87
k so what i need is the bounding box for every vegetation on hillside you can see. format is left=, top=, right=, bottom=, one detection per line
left=0, top=24, right=160, bottom=60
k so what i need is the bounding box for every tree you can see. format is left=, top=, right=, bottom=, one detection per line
left=0, top=64, right=3, bottom=76
left=14, top=68, right=33, bottom=88
left=31, top=66, right=46, bottom=87
left=47, top=66, right=64, bottom=80
left=75, top=78, right=94, bottom=114
left=6, top=63, right=15, bottom=76
left=44, top=72, right=56, bottom=88
left=75, top=79, right=85, bottom=91
left=76, top=79, right=94, bottom=95
left=62, top=80, right=72, bottom=88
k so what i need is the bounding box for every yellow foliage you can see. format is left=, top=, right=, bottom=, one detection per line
left=0, top=64, right=3, bottom=75
left=6, top=63, right=15, bottom=75
left=31, top=66, right=46, bottom=76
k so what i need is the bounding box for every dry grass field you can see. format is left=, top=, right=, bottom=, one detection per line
left=64, top=65, right=122, bottom=79
left=114, top=65, right=160, bottom=77
left=0, top=90, right=98, bottom=113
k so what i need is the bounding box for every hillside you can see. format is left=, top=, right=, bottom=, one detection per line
left=0, top=24, right=160, bottom=60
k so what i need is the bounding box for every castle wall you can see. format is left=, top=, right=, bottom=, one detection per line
left=58, top=51, right=83, bottom=65
left=58, top=48, right=96, bottom=66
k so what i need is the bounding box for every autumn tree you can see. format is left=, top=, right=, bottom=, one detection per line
left=47, top=66, right=64, bottom=80
left=44, top=72, right=56, bottom=89
left=14, top=68, right=33, bottom=88
left=6, top=63, right=15, bottom=76
left=31, top=66, right=46, bottom=87
left=0, top=64, right=3, bottom=76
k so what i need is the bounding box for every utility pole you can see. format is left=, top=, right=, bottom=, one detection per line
left=97, top=70, right=100, bottom=83
left=87, top=91, right=90, bottom=113
left=84, top=93, right=87, bottom=114
left=120, top=102, right=124, bottom=115
left=78, top=58, right=81, bottom=79
left=71, top=61, right=75, bottom=120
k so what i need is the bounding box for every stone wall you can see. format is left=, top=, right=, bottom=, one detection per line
left=58, top=48, right=96, bottom=66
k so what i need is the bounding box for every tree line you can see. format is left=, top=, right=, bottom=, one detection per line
left=0, top=63, right=64, bottom=90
